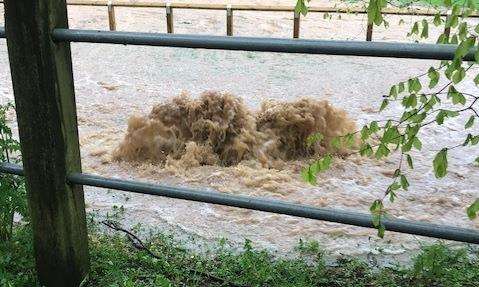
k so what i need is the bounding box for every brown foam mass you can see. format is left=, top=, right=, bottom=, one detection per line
left=113, top=91, right=357, bottom=167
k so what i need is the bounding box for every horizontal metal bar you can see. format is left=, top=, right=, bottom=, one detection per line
left=52, top=28, right=474, bottom=61
left=0, top=27, right=5, bottom=38
left=0, top=162, right=478, bottom=244
left=0, top=162, right=23, bottom=175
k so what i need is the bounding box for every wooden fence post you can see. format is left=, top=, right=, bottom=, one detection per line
left=366, top=23, right=373, bottom=41
left=226, top=5, right=233, bottom=36
left=108, top=0, right=116, bottom=31
left=293, top=11, right=300, bottom=38
left=4, top=0, right=90, bottom=286
left=166, top=3, right=174, bottom=33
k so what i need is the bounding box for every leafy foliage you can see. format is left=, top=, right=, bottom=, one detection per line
left=299, top=0, right=479, bottom=237
left=0, top=103, right=26, bottom=241
left=2, top=223, right=479, bottom=286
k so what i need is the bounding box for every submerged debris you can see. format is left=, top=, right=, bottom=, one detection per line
left=113, top=91, right=357, bottom=167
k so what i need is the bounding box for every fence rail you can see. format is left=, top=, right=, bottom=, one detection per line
left=1, top=1, right=479, bottom=285
left=1, top=162, right=478, bottom=244
left=52, top=28, right=477, bottom=61
left=1, top=0, right=475, bottom=40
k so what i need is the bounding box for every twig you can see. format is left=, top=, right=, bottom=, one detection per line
left=101, top=220, right=248, bottom=287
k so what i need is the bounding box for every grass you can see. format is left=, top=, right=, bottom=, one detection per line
left=1, top=221, right=478, bottom=287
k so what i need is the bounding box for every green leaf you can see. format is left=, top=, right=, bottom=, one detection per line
left=393, top=169, right=401, bottom=178
left=382, top=127, right=400, bottom=144
left=425, top=94, right=440, bottom=111
left=308, top=154, right=333, bottom=176
left=360, top=143, right=373, bottom=157
left=369, top=121, right=380, bottom=133
left=444, top=0, right=452, bottom=7
left=433, top=13, right=442, bottom=26
left=474, top=74, right=479, bottom=85
left=433, top=149, right=448, bottom=179
left=421, top=19, right=429, bottom=38
left=447, top=86, right=466, bottom=105
left=375, top=144, right=390, bottom=159
left=389, top=85, right=398, bottom=98
left=410, top=21, right=419, bottom=35
left=331, top=137, right=341, bottom=150
left=320, top=154, right=333, bottom=171
left=389, top=190, right=397, bottom=202
left=472, top=135, right=479, bottom=145
left=465, top=116, right=475, bottom=129
left=400, top=175, right=409, bottom=190
left=446, top=110, right=459, bottom=118
left=361, top=125, right=370, bottom=141
left=468, top=0, right=477, bottom=10
left=295, top=0, right=309, bottom=16
left=437, top=33, right=448, bottom=44
left=454, top=37, right=476, bottom=58
left=370, top=199, right=383, bottom=228
left=458, top=23, right=468, bottom=41
left=410, top=112, right=427, bottom=124
left=388, top=182, right=401, bottom=191
left=466, top=199, right=479, bottom=219
left=436, top=110, right=447, bottom=125
left=301, top=166, right=317, bottom=185
left=450, top=34, right=459, bottom=44
left=306, top=132, right=323, bottom=147
left=452, top=67, right=466, bottom=84
left=427, top=67, right=440, bottom=88
left=412, top=137, right=422, bottom=150
left=380, top=99, right=389, bottom=111
left=406, top=154, right=414, bottom=169
left=377, top=224, right=385, bottom=238
left=419, top=94, right=427, bottom=104
left=451, top=4, right=461, bottom=15
left=398, top=82, right=405, bottom=93
left=408, top=78, right=422, bottom=93
left=463, top=134, right=473, bottom=146
left=402, top=95, right=417, bottom=108
left=343, top=133, right=355, bottom=148
left=449, top=15, right=459, bottom=28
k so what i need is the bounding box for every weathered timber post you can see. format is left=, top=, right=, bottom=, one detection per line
left=4, top=0, right=90, bottom=286
left=108, top=0, right=117, bottom=31
left=366, top=23, right=373, bottom=41
left=226, top=5, right=233, bottom=36
left=166, top=3, right=174, bottom=33
left=293, top=11, right=300, bottom=38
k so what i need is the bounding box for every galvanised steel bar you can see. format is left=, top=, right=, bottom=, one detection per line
left=52, top=28, right=475, bottom=61
left=0, top=162, right=23, bottom=175
left=1, top=162, right=478, bottom=244
left=0, top=27, right=5, bottom=38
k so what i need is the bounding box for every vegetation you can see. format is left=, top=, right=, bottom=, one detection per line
left=0, top=103, right=26, bottom=240
left=1, top=0, right=479, bottom=285
left=0, top=222, right=477, bottom=286
left=298, top=0, right=479, bottom=237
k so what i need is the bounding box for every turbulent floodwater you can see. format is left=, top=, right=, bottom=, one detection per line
left=0, top=0, right=478, bottom=264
